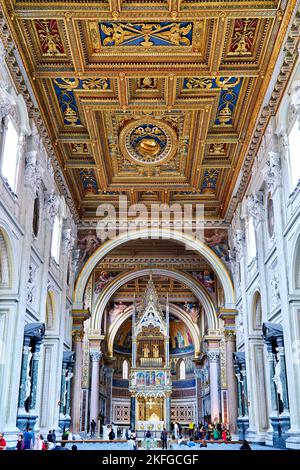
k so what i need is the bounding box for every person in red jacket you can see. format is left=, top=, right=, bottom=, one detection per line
left=0, top=432, right=7, bottom=450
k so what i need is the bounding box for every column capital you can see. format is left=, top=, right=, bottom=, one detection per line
left=218, top=308, right=237, bottom=335
left=207, top=351, right=220, bottom=362
left=262, top=152, right=281, bottom=193
left=90, top=350, right=102, bottom=362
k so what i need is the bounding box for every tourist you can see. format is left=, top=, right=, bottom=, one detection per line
left=226, top=430, right=232, bottom=441
left=47, top=430, right=53, bottom=442
left=71, top=445, right=78, bottom=451
left=174, top=422, right=179, bottom=439
left=128, top=436, right=136, bottom=450
left=125, top=428, right=130, bottom=440
left=108, top=427, right=115, bottom=440
left=0, top=432, right=7, bottom=451
left=145, top=429, right=152, bottom=450
left=23, top=427, right=34, bottom=450
left=200, top=439, right=207, bottom=448
left=213, top=426, right=219, bottom=440
left=16, top=433, right=24, bottom=450
left=51, top=441, right=69, bottom=451
left=205, top=428, right=211, bottom=440
left=90, top=419, right=96, bottom=437
left=52, top=429, right=56, bottom=443
left=188, top=421, right=194, bottom=436
left=222, top=429, right=227, bottom=442
left=188, top=437, right=195, bottom=448
left=161, top=428, right=168, bottom=450
left=33, top=434, right=44, bottom=450
left=240, top=440, right=252, bottom=450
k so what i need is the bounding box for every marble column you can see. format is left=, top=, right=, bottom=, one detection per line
left=59, top=361, right=68, bottom=415
left=207, top=351, right=220, bottom=423
left=29, top=341, right=42, bottom=411
left=66, top=364, right=73, bottom=418
left=71, top=331, right=84, bottom=432
left=71, top=309, right=90, bottom=433
left=277, top=338, right=289, bottom=414
left=235, top=370, right=243, bottom=418
left=241, top=368, right=249, bottom=417
left=18, top=337, right=31, bottom=409
left=266, top=344, right=278, bottom=416
left=104, top=366, right=113, bottom=425
left=224, top=330, right=238, bottom=435
left=165, top=394, right=171, bottom=432
left=130, top=396, right=136, bottom=430
left=90, top=351, right=102, bottom=424
left=194, top=368, right=203, bottom=424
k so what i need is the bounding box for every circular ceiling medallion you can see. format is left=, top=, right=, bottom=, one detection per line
left=119, top=118, right=178, bottom=165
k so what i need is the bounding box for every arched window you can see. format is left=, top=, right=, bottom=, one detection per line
left=32, top=195, right=40, bottom=238
left=247, top=217, right=256, bottom=262
left=179, top=360, right=186, bottom=380
left=288, top=118, right=300, bottom=190
left=51, top=215, right=62, bottom=263
left=122, top=360, right=129, bottom=380
left=1, top=116, right=20, bottom=192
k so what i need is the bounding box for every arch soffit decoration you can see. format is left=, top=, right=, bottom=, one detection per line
left=107, top=302, right=201, bottom=358
left=74, top=229, right=235, bottom=309
left=91, top=268, right=218, bottom=332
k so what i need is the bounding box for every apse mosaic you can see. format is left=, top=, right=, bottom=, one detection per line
left=99, top=22, right=193, bottom=48
left=169, top=316, right=194, bottom=355
left=114, top=318, right=132, bottom=354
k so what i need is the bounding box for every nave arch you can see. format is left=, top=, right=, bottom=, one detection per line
left=107, top=302, right=202, bottom=358
left=91, top=267, right=218, bottom=333
left=73, top=228, right=235, bottom=310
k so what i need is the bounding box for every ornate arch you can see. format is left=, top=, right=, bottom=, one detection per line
left=74, top=228, right=234, bottom=309
left=107, top=302, right=202, bottom=358
left=91, top=268, right=218, bottom=332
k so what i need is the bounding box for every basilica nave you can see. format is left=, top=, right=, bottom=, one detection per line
left=1, top=0, right=300, bottom=451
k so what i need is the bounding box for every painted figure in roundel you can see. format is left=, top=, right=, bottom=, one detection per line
left=204, top=229, right=229, bottom=262
left=108, top=301, right=126, bottom=325
left=77, top=230, right=102, bottom=265
left=94, top=271, right=115, bottom=294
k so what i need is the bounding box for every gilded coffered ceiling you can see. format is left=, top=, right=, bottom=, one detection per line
left=1, top=0, right=297, bottom=220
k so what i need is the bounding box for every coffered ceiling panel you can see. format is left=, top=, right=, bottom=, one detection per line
left=2, top=0, right=295, bottom=220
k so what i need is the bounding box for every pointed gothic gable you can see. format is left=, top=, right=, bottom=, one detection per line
left=135, top=276, right=166, bottom=335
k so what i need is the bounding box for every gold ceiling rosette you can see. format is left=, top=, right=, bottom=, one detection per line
left=119, top=118, right=178, bottom=166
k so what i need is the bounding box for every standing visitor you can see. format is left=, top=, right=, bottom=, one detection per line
left=90, top=419, right=96, bottom=437
left=33, top=434, right=44, bottom=450
left=174, top=422, right=179, bottom=439
left=47, top=430, right=53, bottom=442
left=52, top=429, right=56, bottom=443
left=0, top=432, right=6, bottom=451
left=16, top=433, right=24, bottom=450
left=108, top=427, right=115, bottom=440
left=222, top=429, right=227, bottom=442
left=23, top=428, right=34, bottom=450
left=161, top=428, right=168, bottom=450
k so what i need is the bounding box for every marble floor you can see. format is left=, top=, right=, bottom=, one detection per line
left=63, top=441, right=282, bottom=451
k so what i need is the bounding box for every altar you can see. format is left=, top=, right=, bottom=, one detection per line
left=137, top=420, right=164, bottom=431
